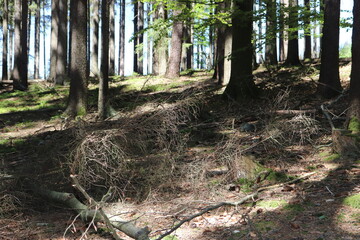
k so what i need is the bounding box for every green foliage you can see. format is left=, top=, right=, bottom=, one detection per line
left=343, top=194, right=360, bottom=209
left=339, top=43, right=352, bottom=58
left=348, top=117, right=360, bottom=134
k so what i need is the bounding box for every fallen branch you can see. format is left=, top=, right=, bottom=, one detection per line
left=70, top=175, right=123, bottom=240
left=30, top=182, right=150, bottom=240
left=271, top=109, right=317, bottom=115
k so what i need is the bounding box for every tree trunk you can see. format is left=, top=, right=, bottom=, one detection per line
left=152, top=4, right=168, bottom=76
left=34, top=0, right=40, bottom=79
left=98, top=0, right=110, bottom=120
left=9, top=26, right=13, bottom=75
left=65, top=0, right=88, bottom=117
left=279, top=0, right=288, bottom=62
left=265, top=0, right=278, bottom=65
left=147, top=3, right=152, bottom=74
left=317, top=0, right=342, bottom=98
left=109, top=0, right=115, bottom=76
left=348, top=0, right=360, bottom=128
left=285, top=0, right=300, bottom=65
left=118, top=0, right=125, bottom=76
left=27, top=1, right=31, bottom=61
left=137, top=1, right=144, bottom=75
left=21, top=0, right=28, bottom=83
left=166, top=9, right=184, bottom=78
left=304, top=0, right=312, bottom=60
left=55, top=0, right=68, bottom=85
left=49, top=0, right=59, bottom=82
left=2, top=0, right=8, bottom=81
left=213, top=1, right=228, bottom=84
left=133, top=1, right=138, bottom=74
left=90, top=0, right=100, bottom=77
left=42, top=2, right=47, bottom=79
left=223, top=0, right=256, bottom=100
left=13, top=0, right=28, bottom=90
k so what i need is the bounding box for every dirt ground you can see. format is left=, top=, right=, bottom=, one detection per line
left=0, top=63, right=359, bottom=240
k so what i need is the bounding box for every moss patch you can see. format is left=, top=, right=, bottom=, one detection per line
left=348, top=117, right=360, bottom=134
left=257, top=199, right=287, bottom=208
left=343, top=194, right=360, bottom=209
left=266, top=170, right=295, bottom=183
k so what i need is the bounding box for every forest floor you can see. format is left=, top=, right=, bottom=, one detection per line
left=0, top=60, right=359, bottom=240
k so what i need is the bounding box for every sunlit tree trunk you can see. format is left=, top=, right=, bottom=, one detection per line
left=55, top=0, right=68, bottom=85
left=49, top=0, right=59, bottom=82
left=166, top=9, right=184, bottom=78
left=138, top=1, right=144, bottom=74
left=109, top=0, right=115, bottom=76
left=285, top=0, right=300, bottom=65
left=317, top=0, right=342, bottom=98
left=118, top=0, right=125, bottom=76
left=34, top=0, right=41, bottom=79
left=2, top=0, right=8, bottom=81
left=65, top=0, right=88, bottom=117
left=304, top=0, right=312, bottom=60
left=42, top=2, right=47, bottom=79
left=133, top=1, right=138, bottom=74
left=213, top=0, right=230, bottom=85
left=279, top=0, right=288, bottom=62
left=153, top=4, right=168, bottom=76
left=223, top=0, right=256, bottom=100
left=98, top=0, right=110, bottom=120
left=90, top=0, right=99, bottom=77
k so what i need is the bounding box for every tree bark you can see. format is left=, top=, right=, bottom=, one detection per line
left=279, top=0, right=288, bottom=62
left=21, top=0, right=28, bottom=83
left=285, top=0, right=300, bottom=65
left=137, top=1, right=144, bottom=75
left=304, top=0, right=312, bottom=60
left=65, top=0, right=88, bottom=117
left=265, top=0, right=278, bottom=65
left=348, top=0, right=360, bottom=131
left=34, top=0, right=41, bottom=79
left=153, top=4, right=168, bottom=76
left=109, top=0, right=115, bottom=76
left=166, top=9, right=184, bottom=78
left=223, top=0, right=256, bottom=100
left=2, top=0, right=8, bottom=81
left=133, top=1, right=138, bottom=74
left=317, top=0, right=342, bottom=98
left=98, top=0, right=110, bottom=120
left=118, top=0, right=125, bottom=76
left=42, top=2, right=47, bottom=79
left=213, top=1, right=229, bottom=85
left=55, top=0, right=68, bottom=85
left=49, top=0, right=59, bottom=82
left=13, top=0, right=28, bottom=90
left=90, top=0, right=100, bottom=77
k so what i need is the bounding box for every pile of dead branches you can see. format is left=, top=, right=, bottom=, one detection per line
left=69, top=97, right=202, bottom=200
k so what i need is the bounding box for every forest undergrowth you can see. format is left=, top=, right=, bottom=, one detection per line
left=0, top=61, right=359, bottom=240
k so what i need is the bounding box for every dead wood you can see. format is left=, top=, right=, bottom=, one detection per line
left=30, top=183, right=150, bottom=240
left=272, top=109, right=317, bottom=115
